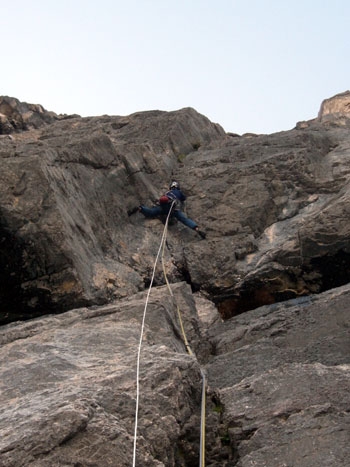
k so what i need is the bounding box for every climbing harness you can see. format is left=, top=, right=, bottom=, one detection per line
left=132, top=200, right=207, bottom=467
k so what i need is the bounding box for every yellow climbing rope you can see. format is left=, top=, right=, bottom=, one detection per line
left=160, top=204, right=206, bottom=467
left=132, top=201, right=206, bottom=467
left=161, top=223, right=194, bottom=356
left=199, top=368, right=206, bottom=467
left=132, top=205, right=172, bottom=467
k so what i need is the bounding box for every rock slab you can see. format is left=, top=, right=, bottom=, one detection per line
left=0, top=282, right=349, bottom=466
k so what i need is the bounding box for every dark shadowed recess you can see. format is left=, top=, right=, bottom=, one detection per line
left=2, top=212, right=350, bottom=324
left=0, top=224, right=53, bottom=324
left=0, top=219, right=90, bottom=325
left=215, top=250, right=350, bottom=320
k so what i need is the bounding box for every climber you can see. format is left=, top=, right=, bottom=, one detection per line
left=128, top=181, right=206, bottom=239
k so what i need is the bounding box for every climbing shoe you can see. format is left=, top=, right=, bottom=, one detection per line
left=127, top=206, right=140, bottom=216
left=197, top=230, right=206, bottom=239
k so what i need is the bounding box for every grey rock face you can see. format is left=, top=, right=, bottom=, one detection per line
left=0, top=96, right=60, bottom=133
left=179, top=123, right=350, bottom=316
left=0, top=282, right=349, bottom=466
left=318, top=90, right=350, bottom=121
left=0, top=283, right=204, bottom=467
left=0, top=104, right=226, bottom=323
left=221, top=363, right=350, bottom=467
left=1, top=92, right=350, bottom=323
left=202, top=283, right=350, bottom=465
left=0, top=92, right=350, bottom=465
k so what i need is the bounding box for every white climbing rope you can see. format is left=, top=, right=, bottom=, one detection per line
left=132, top=200, right=207, bottom=467
left=160, top=214, right=207, bottom=467
left=132, top=202, right=175, bottom=467
left=199, top=368, right=207, bottom=467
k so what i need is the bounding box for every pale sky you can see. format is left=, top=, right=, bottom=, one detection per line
left=2, top=0, right=350, bottom=134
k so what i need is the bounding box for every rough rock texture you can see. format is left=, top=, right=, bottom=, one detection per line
left=0, top=96, right=63, bottom=134
left=1, top=92, right=350, bottom=324
left=0, top=105, right=226, bottom=323
left=318, top=90, right=350, bottom=121
left=0, top=283, right=205, bottom=466
left=0, top=283, right=349, bottom=466
left=0, top=92, right=350, bottom=465
left=204, top=283, right=350, bottom=465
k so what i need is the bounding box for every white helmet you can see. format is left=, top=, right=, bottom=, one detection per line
left=170, top=181, right=180, bottom=190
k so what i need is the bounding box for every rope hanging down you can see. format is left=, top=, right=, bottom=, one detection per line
left=161, top=213, right=207, bottom=467
left=132, top=202, right=174, bottom=467
left=132, top=201, right=206, bottom=467
left=161, top=223, right=193, bottom=356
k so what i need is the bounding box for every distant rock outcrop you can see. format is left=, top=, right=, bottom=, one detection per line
left=318, top=90, right=350, bottom=121
left=0, top=96, right=60, bottom=133
left=0, top=92, right=349, bottom=466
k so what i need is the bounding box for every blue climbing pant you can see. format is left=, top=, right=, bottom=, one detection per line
left=140, top=205, right=197, bottom=230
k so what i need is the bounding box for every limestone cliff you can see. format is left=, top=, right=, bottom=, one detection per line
left=0, top=93, right=349, bottom=466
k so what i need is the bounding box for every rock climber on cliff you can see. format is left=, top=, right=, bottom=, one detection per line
left=128, top=181, right=206, bottom=239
